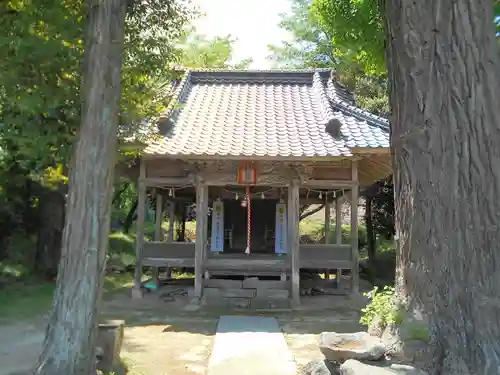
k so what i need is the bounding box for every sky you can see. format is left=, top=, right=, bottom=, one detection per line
left=192, top=0, right=292, bottom=69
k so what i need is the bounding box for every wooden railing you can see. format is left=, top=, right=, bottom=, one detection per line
left=140, top=242, right=354, bottom=270
left=141, top=241, right=195, bottom=267
left=299, top=244, right=353, bottom=269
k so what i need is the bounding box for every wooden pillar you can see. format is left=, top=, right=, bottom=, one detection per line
left=152, top=190, right=163, bottom=288
left=324, top=201, right=331, bottom=243
left=155, top=192, right=163, bottom=240
left=288, top=179, right=300, bottom=306
left=194, top=178, right=208, bottom=299
left=180, top=207, right=186, bottom=242
left=350, top=161, right=360, bottom=294
left=335, top=197, right=343, bottom=287
left=132, top=159, right=146, bottom=299
left=324, top=200, right=331, bottom=279
left=162, top=201, right=175, bottom=279
left=167, top=202, right=175, bottom=242
left=335, top=198, right=342, bottom=244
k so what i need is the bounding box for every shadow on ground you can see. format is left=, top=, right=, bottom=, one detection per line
left=1, top=278, right=368, bottom=375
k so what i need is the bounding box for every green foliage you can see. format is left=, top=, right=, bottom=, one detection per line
left=267, top=0, right=336, bottom=68
left=267, top=0, right=389, bottom=117
left=406, top=324, right=429, bottom=342
left=0, top=0, right=193, bottom=169
left=179, top=31, right=253, bottom=69
left=311, top=0, right=385, bottom=75
left=360, top=285, right=403, bottom=327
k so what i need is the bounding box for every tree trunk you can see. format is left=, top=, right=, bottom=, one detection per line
left=34, top=1, right=127, bottom=374
left=299, top=204, right=325, bottom=221
left=365, top=196, right=376, bottom=266
left=123, top=198, right=138, bottom=234
left=381, top=0, right=500, bottom=373
left=112, top=182, right=129, bottom=205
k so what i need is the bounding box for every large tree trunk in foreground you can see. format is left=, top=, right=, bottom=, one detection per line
left=381, top=0, right=500, bottom=374
left=34, top=1, right=127, bottom=374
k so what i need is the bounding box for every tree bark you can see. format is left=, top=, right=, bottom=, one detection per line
left=123, top=197, right=138, bottom=234
left=381, top=0, right=500, bottom=373
left=299, top=204, right=325, bottom=221
left=365, top=196, right=376, bottom=266
left=34, top=1, right=127, bottom=374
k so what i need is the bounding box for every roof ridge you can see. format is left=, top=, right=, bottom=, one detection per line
left=159, top=71, right=191, bottom=121
left=312, top=72, right=336, bottom=125
left=326, top=80, right=389, bottom=132
left=185, top=68, right=333, bottom=74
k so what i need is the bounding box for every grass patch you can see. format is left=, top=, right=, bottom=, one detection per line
left=0, top=281, right=54, bottom=323
left=0, top=272, right=134, bottom=323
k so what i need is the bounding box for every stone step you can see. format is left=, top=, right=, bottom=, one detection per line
left=203, top=287, right=290, bottom=299
left=204, top=278, right=289, bottom=290
left=203, top=296, right=290, bottom=309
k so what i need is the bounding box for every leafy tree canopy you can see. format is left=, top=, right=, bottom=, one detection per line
left=0, top=0, right=193, bottom=170
left=268, top=0, right=389, bottom=116
left=178, top=30, right=253, bottom=69
left=267, top=0, right=336, bottom=68
left=312, top=0, right=500, bottom=75
left=311, top=0, right=385, bottom=75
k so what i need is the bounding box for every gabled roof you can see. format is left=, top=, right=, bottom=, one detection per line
left=144, top=69, right=389, bottom=158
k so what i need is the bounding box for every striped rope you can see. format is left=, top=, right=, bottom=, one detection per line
left=246, top=185, right=251, bottom=254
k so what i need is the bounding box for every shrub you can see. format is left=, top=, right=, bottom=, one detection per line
left=360, top=285, right=403, bottom=327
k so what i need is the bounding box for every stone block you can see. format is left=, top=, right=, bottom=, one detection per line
left=205, top=279, right=243, bottom=289
left=303, top=359, right=339, bottom=375
left=202, top=295, right=227, bottom=307
left=96, top=320, right=125, bottom=373
left=267, top=298, right=290, bottom=309
left=204, top=287, right=256, bottom=298
left=227, top=298, right=250, bottom=308
left=250, top=298, right=290, bottom=310
left=256, top=288, right=290, bottom=299
left=249, top=298, right=270, bottom=309
left=318, top=332, right=386, bottom=363
left=340, top=359, right=428, bottom=375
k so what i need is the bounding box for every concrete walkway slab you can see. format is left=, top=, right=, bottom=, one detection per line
left=207, top=315, right=296, bottom=375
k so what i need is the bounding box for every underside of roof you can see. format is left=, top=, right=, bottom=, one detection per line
left=143, top=69, right=390, bottom=158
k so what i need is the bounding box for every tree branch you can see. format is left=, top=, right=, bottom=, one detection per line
left=300, top=204, right=325, bottom=221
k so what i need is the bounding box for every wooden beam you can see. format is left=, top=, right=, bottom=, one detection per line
left=288, top=178, right=301, bottom=306
left=350, top=161, right=360, bottom=294
left=350, top=147, right=390, bottom=155
left=133, top=159, right=146, bottom=299
left=301, top=179, right=356, bottom=188
left=141, top=176, right=193, bottom=187
left=194, top=178, right=208, bottom=299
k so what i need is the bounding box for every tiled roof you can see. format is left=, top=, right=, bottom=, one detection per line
left=144, top=69, right=389, bottom=158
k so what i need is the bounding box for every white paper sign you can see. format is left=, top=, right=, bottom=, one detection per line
left=210, top=199, right=224, bottom=252
left=275, top=202, right=287, bottom=254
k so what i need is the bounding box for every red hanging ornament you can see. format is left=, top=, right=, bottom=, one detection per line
left=237, top=161, right=256, bottom=185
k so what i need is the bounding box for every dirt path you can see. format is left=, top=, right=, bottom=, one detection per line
left=0, top=291, right=366, bottom=375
